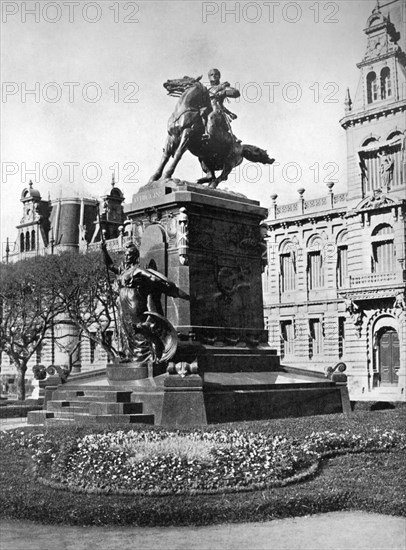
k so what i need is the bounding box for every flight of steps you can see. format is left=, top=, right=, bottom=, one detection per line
left=27, top=385, right=155, bottom=425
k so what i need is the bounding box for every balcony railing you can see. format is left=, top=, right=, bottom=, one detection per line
left=271, top=192, right=348, bottom=220
left=349, top=273, right=398, bottom=287
left=86, top=236, right=134, bottom=253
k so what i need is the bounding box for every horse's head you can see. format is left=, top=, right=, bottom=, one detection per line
left=163, top=75, right=203, bottom=96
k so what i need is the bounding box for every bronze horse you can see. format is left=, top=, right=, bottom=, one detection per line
left=149, top=76, right=274, bottom=188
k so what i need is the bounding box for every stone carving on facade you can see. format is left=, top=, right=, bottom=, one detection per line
left=394, top=292, right=406, bottom=316
left=378, top=151, right=394, bottom=192
left=344, top=298, right=363, bottom=338
left=351, top=189, right=396, bottom=215
left=177, top=207, right=189, bottom=265
left=363, top=6, right=400, bottom=61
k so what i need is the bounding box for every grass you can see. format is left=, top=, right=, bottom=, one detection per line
left=0, top=409, right=405, bottom=527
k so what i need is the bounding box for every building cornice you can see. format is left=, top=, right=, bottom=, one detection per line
left=340, top=99, right=406, bottom=129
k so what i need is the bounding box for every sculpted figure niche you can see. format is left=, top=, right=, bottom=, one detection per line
left=149, top=69, right=275, bottom=188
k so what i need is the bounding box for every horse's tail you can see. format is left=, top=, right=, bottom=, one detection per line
left=242, top=144, right=275, bottom=165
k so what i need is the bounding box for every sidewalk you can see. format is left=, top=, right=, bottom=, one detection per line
left=1, top=512, right=405, bottom=550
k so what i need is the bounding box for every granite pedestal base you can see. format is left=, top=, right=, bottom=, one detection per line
left=106, top=360, right=166, bottom=387
left=161, top=375, right=207, bottom=427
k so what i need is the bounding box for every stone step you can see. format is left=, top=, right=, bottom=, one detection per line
left=47, top=400, right=144, bottom=414
left=47, top=400, right=71, bottom=409
left=57, top=385, right=128, bottom=392
left=27, top=411, right=55, bottom=424
left=47, top=402, right=89, bottom=415
left=53, top=390, right=133, bottom=403
left=88, top=402, right=144, bottom=415
left=48, top=411, right=154, bottom=425
left=94, top=414, right=155, bottom=425
left=51, top=390, right=85, bottom=399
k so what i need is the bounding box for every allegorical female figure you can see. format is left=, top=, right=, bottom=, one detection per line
left=378, top=150, right=394, bottom=191
left=101, top=242, right=188, bottom=366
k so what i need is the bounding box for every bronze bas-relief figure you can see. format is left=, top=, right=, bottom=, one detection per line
left=149, top=71, right=275, bottom=188
left=101, top=242, right=189, bottom=366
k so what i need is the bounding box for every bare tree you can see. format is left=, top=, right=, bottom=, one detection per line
left=51, top=250, right=120, bottom=359
left=0, top=257, right=67, bottom=400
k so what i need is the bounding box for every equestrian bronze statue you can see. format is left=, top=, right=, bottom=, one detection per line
left=149, top=71, right=275, bottom=188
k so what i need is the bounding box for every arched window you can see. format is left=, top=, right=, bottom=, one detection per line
left=336, top=231, right=348, bottom=288
left=387, top=130, right=402, bottom=141
left=372, top=223, right=394, bottom=236
left=380, top=67, right=392, bottom=100
left=371, top=224, right=395, bottom=273
left=20, top=233, right=25, bottom=252
left=279, top=240, right=297, bottom=293
left=25, top=232, right=30, bottom=251
left=31, top=229, right=36, bottom=250
left=362, top=137, right=378, bottom=147
left=307, top=236, right=324, bottom=290
left=367, top=71, right=378, bottom=104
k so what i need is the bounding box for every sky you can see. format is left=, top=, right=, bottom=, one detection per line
left=1, top=0, right=380, bottom=251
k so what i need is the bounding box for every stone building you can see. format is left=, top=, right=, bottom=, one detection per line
left=1, top=177, right=128, bottom=382
left=262, top=0, right=406, bottom=401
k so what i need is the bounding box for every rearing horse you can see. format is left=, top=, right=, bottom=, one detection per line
left=149, top=76, right=274, bottom=188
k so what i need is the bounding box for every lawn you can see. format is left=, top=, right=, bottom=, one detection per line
left=0, top=409, right=405, bottom=527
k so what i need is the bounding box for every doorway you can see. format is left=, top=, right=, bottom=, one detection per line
left=378, top=328, right=400, bottom=386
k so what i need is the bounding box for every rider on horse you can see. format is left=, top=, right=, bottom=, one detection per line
left=203, top=68, right=240, bottom=141
left=148, top=71, right=273, bottom=186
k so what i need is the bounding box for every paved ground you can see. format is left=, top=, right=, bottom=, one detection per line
left=1, top=512, right=405, bottom=550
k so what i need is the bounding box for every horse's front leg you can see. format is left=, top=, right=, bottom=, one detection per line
left=209, top=164, right=232, bottom=189
left=149, top=136, right=174, bottom=183
left=162, top=128, right=193, bottom=180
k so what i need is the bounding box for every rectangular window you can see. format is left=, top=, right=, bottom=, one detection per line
left=308, top=251, right=324, bottom=289
left=280, top=253, right=296, bottom=292
left=309, top=319, right=323, bottom=358
left=373, top=81, right=378, bottom=101
left=280, top=321, right=294, bottom=358
left=337, top=246, right=348, bottom=288
left=372, top=241, right=394, bottom=273
left=338, top=317, right=345, bottom=358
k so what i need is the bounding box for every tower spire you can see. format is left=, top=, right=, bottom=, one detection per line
left=344, top=88, right=352, bottom=113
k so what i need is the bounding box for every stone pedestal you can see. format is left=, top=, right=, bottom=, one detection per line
left=123, top=179, right=280, bottom=426
left=106, top=359, right=166, bottom=386
left=161, top=374, right=207, bottom=427
left=125, top=179, right=271, bottom=357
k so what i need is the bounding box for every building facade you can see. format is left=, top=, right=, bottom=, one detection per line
left=1, top=177, right=131, bottom=382
left=262, top=0, right=406, bottom=401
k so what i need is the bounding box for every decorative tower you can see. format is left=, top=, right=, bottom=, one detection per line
left=90, top=174, right=125, bottom=243
left=340, top=0, right=406, bottom=202
left=16, top=181, right=50, bottom=258
left=337, top=0, right=406, bottom=400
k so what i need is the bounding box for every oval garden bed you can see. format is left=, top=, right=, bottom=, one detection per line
left=14, top=427, right=406, bottom=496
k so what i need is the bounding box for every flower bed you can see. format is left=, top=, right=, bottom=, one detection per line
left=7, top=426, right=405, bottom=496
